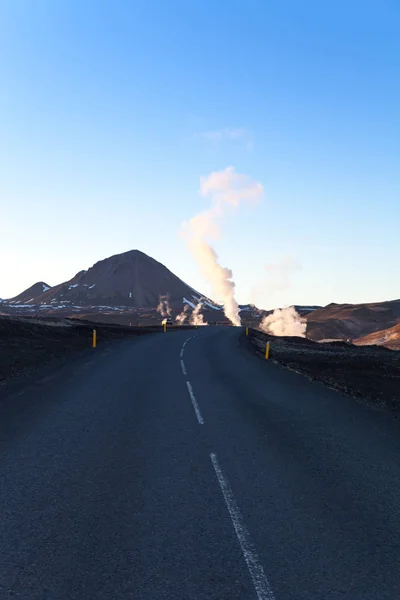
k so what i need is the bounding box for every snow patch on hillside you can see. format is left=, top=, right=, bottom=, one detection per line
left=183, top=297, right=196, bottom=309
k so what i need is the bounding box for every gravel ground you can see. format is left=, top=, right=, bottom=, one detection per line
left=0, top=316, right=161, bottom=384
left=0, top=316, right=202, bottom=384
left=245, top=328, right=400, bottom=416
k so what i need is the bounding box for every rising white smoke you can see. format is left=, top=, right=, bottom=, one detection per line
left=156, top=295, right=171, bottom=318
left=183, top=167, right=263, bottom=326
left=176, top=304, right=190, bottom=325
left=188, top=243, right=239, bottom=325
left=190, top=301, right=208, bottom=326
left=260, top=306, right=306, bottom=337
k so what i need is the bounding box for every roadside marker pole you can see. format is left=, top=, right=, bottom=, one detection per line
left=246, top=327, right=248, bottom=336
left=93, top=329, right=97, bottom=348
left=163, top=322, right=167, bottom=333
left=265, top=342, right=270, bottom=359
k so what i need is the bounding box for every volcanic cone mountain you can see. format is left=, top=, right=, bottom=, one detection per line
left=30, top=250, right=213, bottom=309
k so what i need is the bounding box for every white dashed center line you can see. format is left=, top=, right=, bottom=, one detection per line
left=210, top=453, right=276, bottom=600
left=180, top=335, right=204, bottom=424
left=186, top=380, right=204, bottom=425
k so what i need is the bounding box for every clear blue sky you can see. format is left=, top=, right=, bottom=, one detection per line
left=1, top=0, right=399, bottom=308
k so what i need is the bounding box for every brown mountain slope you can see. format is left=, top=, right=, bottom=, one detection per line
left=306, top=300, right=400, bottom=341
left=354, top=322, right=400, bottom=350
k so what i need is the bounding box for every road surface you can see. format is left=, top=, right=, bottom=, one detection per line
left=1, top=327, right=399, bottom=599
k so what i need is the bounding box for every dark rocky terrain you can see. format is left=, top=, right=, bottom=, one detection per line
left=0, top=315, right=199, bottom=384
left=246, top=328, right=400, bottom=415
left=0, top=316, right=155, bottom=384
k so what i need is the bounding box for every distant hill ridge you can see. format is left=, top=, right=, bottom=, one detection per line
left=355, top=322, right=400, bottom=350
left=306, top=300, right=400, bottom=342
left=9, top=281, right=51, bottom=303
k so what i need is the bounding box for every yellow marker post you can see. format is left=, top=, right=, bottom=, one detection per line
left=163, top=322, right=166, bottom=333
left=93, top=329, right=97, bottom=348
left=246, top=327, right=248, bottom=336
left=265, top=341, right=270, bottom=359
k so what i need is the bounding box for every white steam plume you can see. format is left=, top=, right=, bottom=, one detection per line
left=190, top=301, right=208, bottom=326
left=260, top=306, right=306, bottom=337
left=183, top=167, right=263, bottom=326
left=176, top=304, right=190, bottom=325
left=189, top=243, right=238, bottom=325
left=156, top=295, right=171, bottom=317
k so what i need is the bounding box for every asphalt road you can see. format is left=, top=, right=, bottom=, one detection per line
left=1, top=327, right=399, bottom=599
